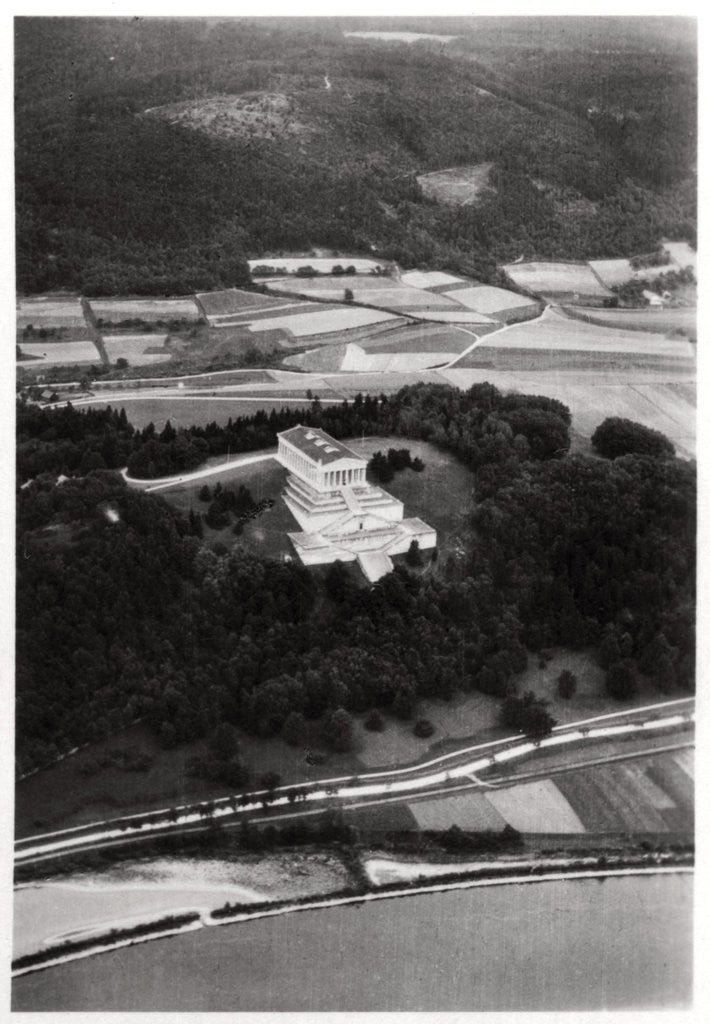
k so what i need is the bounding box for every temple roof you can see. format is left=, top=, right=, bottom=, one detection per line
left=278, top=425, right=366, bottom=466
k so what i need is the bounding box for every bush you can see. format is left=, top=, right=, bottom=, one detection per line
left=413, top=718, right=435, bottom=738
left=591, top=418, right=675, bottom=460
left=606, top=660, right=637, bottom=700
left=364, top=708, right=385, bottom=732
left=501, top=691, right=557, bottom=739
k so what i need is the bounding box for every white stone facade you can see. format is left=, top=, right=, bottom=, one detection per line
left=277, top=425, right=436, bottom=582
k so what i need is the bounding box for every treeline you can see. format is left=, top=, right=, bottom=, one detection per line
left=19, top=384, right=572, bottom=483
left=16, top=383, right=694, bottom=776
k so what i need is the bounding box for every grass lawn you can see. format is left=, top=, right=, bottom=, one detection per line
left=158, top=434, right=476, bottom=567
left=161, top=458, right=300, bottom=560
left=355, top=435, right=475, bottom=566
left=513, top=647, right=674, bottom=727
left=15, top=719, right=364, bottom=839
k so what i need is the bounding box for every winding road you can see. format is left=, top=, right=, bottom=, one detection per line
left=15, top=697, right=694, bottom=867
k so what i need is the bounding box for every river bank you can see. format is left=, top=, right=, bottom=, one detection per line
left=13, top=846, right=693, bottom=977
left=13, top=873, right=693, bottom=1010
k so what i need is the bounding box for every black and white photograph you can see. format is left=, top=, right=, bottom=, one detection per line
left=7, top=5, right=700, bottom=1014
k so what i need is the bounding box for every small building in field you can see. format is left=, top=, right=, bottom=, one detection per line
left=277, top=425, right=436, bottom=582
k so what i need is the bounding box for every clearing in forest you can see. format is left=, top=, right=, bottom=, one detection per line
left=416, top=163, right=496, bottom=206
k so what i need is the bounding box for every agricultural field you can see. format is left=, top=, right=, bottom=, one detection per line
left=210, top=302, right=328, bottom=328
left=323, top=369, right=450, bottom=397
left=502, top=261, right=614, bottom=299
left=247, top=306, right=402, bottom=337
left=406, top=748, right=693, bottom=836
left=344, top=30, right=458, bottom=43
left=411, top=310, right=497, bottom=324
left=443, top=285, right=540, bottom=317
left=400, top=270, right=467, bottom=290
left=359, top=330, right=477, bottom=354
left=271, top=280, right=465, bottom=312
left=588, top=258, right=645, bottom=289
left=416, top=163, right=496, bottom=205
left=17, top=341, right=101, bottom=365
left=249, top=257, right=386, bottom=276
left=338, top=350, right=457, bottom=373
left=287, top=327, right=479, bottom=374
left=486, top=780, right=586, bottom=833
left=196, top=288, right=299, bottom=319
left=452, top=308, right=696, bottom=361
left=409, top=793, right=507, bottom=832
left=16, top=296, right=86, bottom=329
left=561, top=306, right=696, bottom=335
left=554, top=752, right=694, bottom=833
left=442, top=367, right=696, bottom=459
left=87, top=297, right=201, bottom=323
left=266, top=276, right=403, bottom=295
left=102, top=335, right=171, bottom=366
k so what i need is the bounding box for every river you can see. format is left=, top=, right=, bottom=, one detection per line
left=12, top=874, right=692, bottom=1011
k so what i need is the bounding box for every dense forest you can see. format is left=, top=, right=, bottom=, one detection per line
left=15, top=17, right=696, bottom=294
left=16, top=385, right=695, bottom=777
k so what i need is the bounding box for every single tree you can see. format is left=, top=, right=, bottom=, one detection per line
left=557, top=669, right=578, bottom=700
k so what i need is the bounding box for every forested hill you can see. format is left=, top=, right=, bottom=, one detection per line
left=16, top=17, right=696, bottom=295
left=16, top=386, right=695, bottom=776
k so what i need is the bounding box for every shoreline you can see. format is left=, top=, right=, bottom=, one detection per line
left=12, top=859, right=693, bottom=978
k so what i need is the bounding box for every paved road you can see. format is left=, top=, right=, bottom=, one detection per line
left=122, top=451, right=278, bottom=492
left=15, top=698, right=694, bottom=866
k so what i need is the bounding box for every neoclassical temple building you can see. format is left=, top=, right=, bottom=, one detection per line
left=277, top=425, right=436, bottom=582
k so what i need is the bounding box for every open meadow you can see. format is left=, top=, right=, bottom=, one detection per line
left=416, top=163, right=496, bottom=205
left=502, top=261, right=614, bottom=299
left=84, top=396, right=318, bottom=431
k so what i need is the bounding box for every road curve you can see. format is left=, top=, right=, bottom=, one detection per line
left=15, top=698, right=694, bottom=865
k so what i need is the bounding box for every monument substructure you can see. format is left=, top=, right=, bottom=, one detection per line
left=277, top=425, right=436, bottom=582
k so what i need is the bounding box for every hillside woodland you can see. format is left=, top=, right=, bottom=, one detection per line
left=16, top=385, right=695, bottom=776
left=15, top=17, right=696, bottom=294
